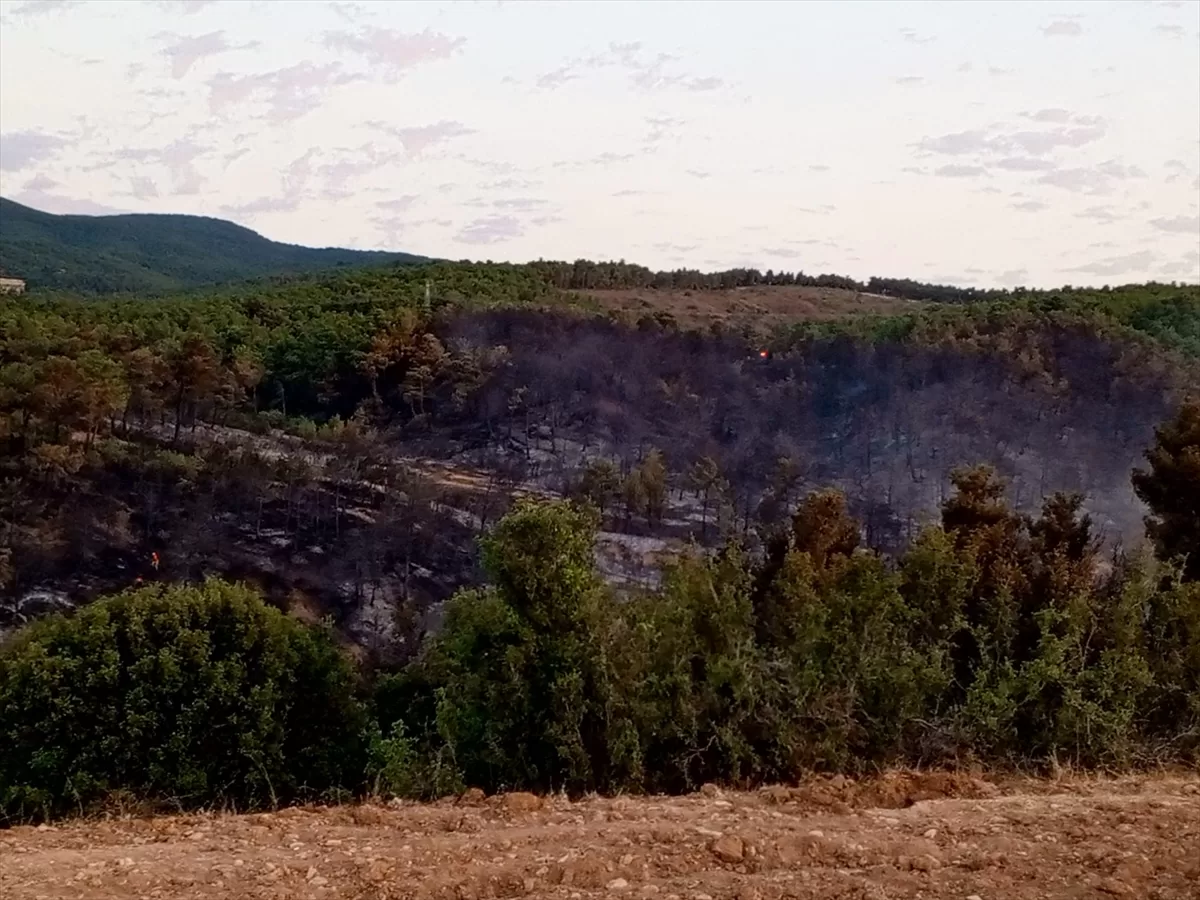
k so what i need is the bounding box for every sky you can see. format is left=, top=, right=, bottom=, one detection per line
left=0, top=0, right=1198, bottom=288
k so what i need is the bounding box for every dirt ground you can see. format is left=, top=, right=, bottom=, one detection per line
left=3, top=772, right=1197, bottom=900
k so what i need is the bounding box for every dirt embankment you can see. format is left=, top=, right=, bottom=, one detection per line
left=2, top=773, right=1197, bottom=900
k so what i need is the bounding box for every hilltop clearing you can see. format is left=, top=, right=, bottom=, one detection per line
left=2, top=773, right=1197, bottom=899
left=574, top=284, right=919, bottom=329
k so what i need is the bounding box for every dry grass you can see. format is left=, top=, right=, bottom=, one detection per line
left=576, top=285, right=922, bottom=329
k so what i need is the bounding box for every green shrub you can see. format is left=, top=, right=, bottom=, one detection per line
left=0, top=578, right=365, bottom=822
left=392, top=499, right=614, bottom=796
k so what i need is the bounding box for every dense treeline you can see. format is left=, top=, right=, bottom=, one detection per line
left=3, top=400, right=1198, bottom=821
left=526, top=257, right=1196, bottom=307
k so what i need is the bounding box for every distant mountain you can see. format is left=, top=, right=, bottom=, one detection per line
left=0, top=198, right=426, bottom=293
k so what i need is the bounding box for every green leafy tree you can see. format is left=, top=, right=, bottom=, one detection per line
left=1133, top=398, right=1200, bottom=580
left=401, top=499, right=611, bottom=794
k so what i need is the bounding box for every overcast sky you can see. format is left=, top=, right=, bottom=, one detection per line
left=1, top=0, right=1198, bottom=287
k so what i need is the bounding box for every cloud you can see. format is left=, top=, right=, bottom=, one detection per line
left=0, top=130, right=67, bottom=170
left=535, top=65, right=577, bottom=90
left=329, top=2, right=372, bottom=22
left=934, top=164, right=987, bottom=177
left=644, top=116, right=684, bottom=143
left=1076, top=206, right=1118, bottom=224
left=128, top=176, right=159, bottom=200
left=1069, top=250, right=1155, bottom=276
left=323, top=27, right=464, bottom=77
left=157, top=0, right=217, bottom=11
left=1011, top=199, right=1048, bottom=212
left=222, top=149, right=317, bottom=216
left=316, top=146, right=397, bottom=197
left=11, top=179, right=126, bottom=214
left=223, top=147, right=251, bottom=167
left=809, top=164, right=831, bottom=173
left=1006, top=123, right=1107, bottom=155
left=376, top=194, right=420, bottom=212
left=994, top=157, right=1057, bottom=172
left=899, top=28, right=935, bottom=44
left=570, top=41, right=724, bottom=94
left=956, top=61, right=973, bottom=73
left=654, top=241, right=698, bottom=254
left=23, top=173, right=58, bottom=191
left=1042, top=19, right=1084, bottom=37
left=115, top=137, right=210, bottom=194
left=552, top=151, right=634, bottom=169
left=892, top=75, right=925, bottom=85
left=917, top=130, right=995, bottom=155
left=369, top=120, right=475, bottom=155
left=1154, top=24, right=1184, bottom=37
left=486, top=177, right=540, bottom=190
left=455, top=214, right=523, bottom=245
left=996, top=268, right=1028, bottom=286
left=208, top=63, right=360, bottom=122
left=917, top=115, right=1107, bottom=162
left=492, top=197, right=546, bottom=210
left=1022, top=108, right=1072, bottom=124
left=1036, top=161, right=1143, bottom=194
left=1150, top=215, right=1200, bottom=234
left=685, top=169, right=711, bottom=179
left=4, top=0, right=83, bottom=20
left=159, top=30, right=255, bottom=79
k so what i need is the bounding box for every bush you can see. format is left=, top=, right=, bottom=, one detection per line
left=391, top=499, right=613, bottom=796
left=0, top=578, right=365, bottom=822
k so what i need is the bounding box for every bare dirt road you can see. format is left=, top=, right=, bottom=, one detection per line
left=2, top=773, right=1197, bottom=900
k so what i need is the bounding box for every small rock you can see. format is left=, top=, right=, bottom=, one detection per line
left=460, top=787, right=487, bottom=804
left=1182, top=784, right=1199, bottom=796
left=310, top=876, right=329, bottom=887
left=1097, top=878, right=1132, bottom=897
left=500, top=791, right=542, bottom=814
left=966, top=895, right=984, bottom=900
left=607, top=877, right=630, bottom=891
left=711, top=835, right=745, bottom=863
left=924, top=828, right=938, bottom=840
left=700, top=783, right=722, bottom=798
left=912, top=854, right=941, bottom=872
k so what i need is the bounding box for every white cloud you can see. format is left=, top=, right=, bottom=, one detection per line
left=0, top=130, right=67, bottom=170
left=323, top=27, right=464, bottom=78
left=1042, top=19, right=1084, bottom=38
left=1150, top=215, right=1200, bottom=234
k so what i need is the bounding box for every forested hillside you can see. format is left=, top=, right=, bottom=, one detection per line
left=0, top=197, right=426, bottom=293
left=2, top=258, right=1199, bottom=821
left=2, top=261, right=1196, bottom=627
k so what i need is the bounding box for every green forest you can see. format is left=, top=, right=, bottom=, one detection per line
left=0, top=197, right=426, bottom=293
left=1, top=254, right=1198, bottom=823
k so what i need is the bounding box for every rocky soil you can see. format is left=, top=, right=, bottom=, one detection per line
left=3, top=772, right=1198, bottom=900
